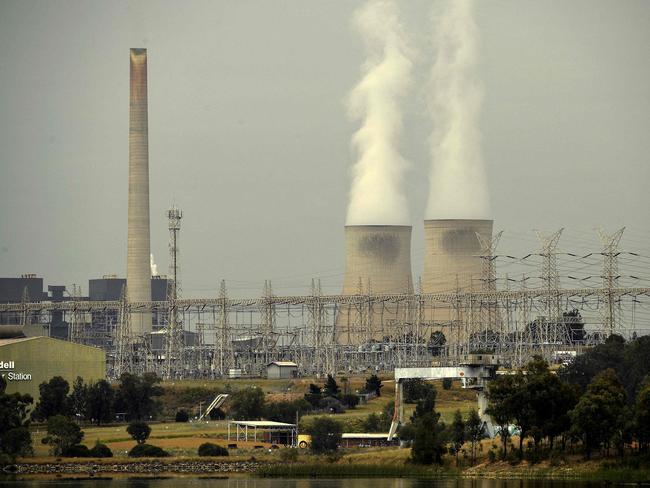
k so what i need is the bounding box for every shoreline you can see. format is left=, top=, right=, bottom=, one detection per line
left=4, top=458, right=650, bottom=482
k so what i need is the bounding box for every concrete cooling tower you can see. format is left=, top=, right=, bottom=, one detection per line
left=338, top=225, right=413, bottom=344
left=422, top=219, right=493, bottom=296
left=342, top=225, right=413, bottom=295
left=127, top=48, right=152, bottom=337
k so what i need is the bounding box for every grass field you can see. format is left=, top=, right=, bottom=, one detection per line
left=29, top=376, right=478, bottom=458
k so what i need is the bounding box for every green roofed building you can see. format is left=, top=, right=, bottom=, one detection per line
left=0, top=336, right=105, bottom=403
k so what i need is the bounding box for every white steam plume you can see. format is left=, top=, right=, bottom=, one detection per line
left=425, top=0, right=489, bottom=220
left=346, top=0, right=412, bottom=226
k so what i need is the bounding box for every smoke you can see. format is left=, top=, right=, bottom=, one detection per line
left=150, top=253, right=158, bottom=277
left=425, top=0, right=489, bottom=220
left=346, top=0, right=413, bottom=226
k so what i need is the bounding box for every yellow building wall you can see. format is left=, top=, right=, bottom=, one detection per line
left=0, top=337, right=105, bottom=403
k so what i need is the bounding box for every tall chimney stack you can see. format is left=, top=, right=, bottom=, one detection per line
left=127, top=48, right=152, bottom=336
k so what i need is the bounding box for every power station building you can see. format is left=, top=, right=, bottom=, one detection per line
left=0, top=334, right=105, bottom=404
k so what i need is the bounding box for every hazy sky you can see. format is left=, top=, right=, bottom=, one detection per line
left=1, top=0, right=649, bottom=298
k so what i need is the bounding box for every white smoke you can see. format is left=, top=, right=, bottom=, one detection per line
left=150, top=253, right=159, bottom=277
left=425, top=0, right=489, bottom=220
left=346, top=0, right=413, bottom=226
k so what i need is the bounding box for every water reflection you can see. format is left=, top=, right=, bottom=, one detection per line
left=1, top=478, right=625, bottom=488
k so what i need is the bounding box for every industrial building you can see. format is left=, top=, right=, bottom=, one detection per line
left=266, top=361, right=298, bottom=379
left=0, top=333, right=105, bottom=403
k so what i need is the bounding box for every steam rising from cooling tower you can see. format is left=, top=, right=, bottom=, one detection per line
left=346, top=0, right=412, bottom=226
left=127, top=48, right=152, bottom=336
left=425, top=0, right=489, bottom=220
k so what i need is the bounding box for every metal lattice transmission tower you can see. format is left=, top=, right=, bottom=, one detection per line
left=477, top=230, right=503, bottom=350
left=114, top=284, right=132, bottom=378
left=165, top=205, right=183, bottom=379
left=261, top=280, right=276, bottom=371
left=598, top=227, right=625, bottom=335
left=214, top=280, right=235, bottom=376
left=535, top=228, right=564, bottom=354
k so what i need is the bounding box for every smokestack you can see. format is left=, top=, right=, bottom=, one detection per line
left=422, top=219, right=493, bottom=295
left=127, top=48, right=152, bottom=336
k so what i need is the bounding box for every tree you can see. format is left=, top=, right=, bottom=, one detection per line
left=411, top=412, right=445, bottom=465
left=450, top=410, right=465, bottom=466
left=442, top=378, right=453, bottom=390
left=264, top=398, right=312, bottom=423
left=411, top=383, right=437, bottom=421
left=486, top=374, right=517, bottom=458
left=42, top=415, right=83, bottom=456
left=69, top=376, right=87, bottom=420
left=364, top=375, right=383, bottom=396
left=230, top=387, right=266, bottom=420
left=402, top=379, right=435, bottom=404
left=127, top=421, right=152, bottom=444
left=635, top=378, right=650, bottom=452
left=465, top=408, right=485, bottom=465
left=114, top=373, right=163, bottom=421
left=570, top=368, right=627, bottom=459
left=32, top=376, right=71, bottom=421
left=308, top=417, right=342, bottom=453
left=86, top=380, right=114, bottom=426
left=341, top=393, right=359, bottom=409
left=304, top=383, right=322, bottom=407
left=0, top=375, right=33, bottom=460
left=323, top=375, right=340, bottom=398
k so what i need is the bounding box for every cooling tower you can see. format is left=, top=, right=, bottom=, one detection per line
left=127, top=48, right=152, bottom=336
left=422, top=219, right=493, bottom=295
left=338, top=225, right=413, bottom=344
left=342, top=225, right=413, bottom=294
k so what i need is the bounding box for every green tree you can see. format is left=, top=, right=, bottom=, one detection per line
left=323, top=375, right=340, bottom=398
left=86, top=380, right=114, bottom=426
left=42, top=415, right=83, bottom=456
left=127, top=421, right=151, bottom=444
left=450, top=410, right=466, bottom=466
left=0, top=376, right=33, bottom=460
left=32, top=376, right=71, bottom=421
left=486, top=374, right=517, bottom=458
left=230, top=387, right=266, bottom=420
left=465, top=408, right=485, bottom=465
left=304, top=383, right=322, bottom=407
left=411, top=383, right=437, bottom=421
left=308, top=417, right=342, bottom=453
left=570, top=368, right=627, bottom=459
left=402, top=379, right=435, bottom=404
left=69, top=376, right=88, bottom=420
left=635, top=378, right=650, bottom=452
left=411, top=412, right=446, bottom=465
left=264, top=398, right=312, bottom=423
left=114, top=373, right=163, bottom=421
left=364, top=375, right=383, bottom=396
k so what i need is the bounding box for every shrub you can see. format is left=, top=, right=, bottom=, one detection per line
left=42, top=415, right=83, bottom=456
left=127, top=421, right=151, bottom=444
left=89, top=441, right=113, bottom=458
left=209, top=407, right=225, bottom=420
left=341, top=394, right=359, bottom=409
left=318, top=397, right=345, bottom=414
left=128, top=443, right=169, bottom=458
left=279, top=448, right=298, bottom=462
left=175, top=410, right=190, bottom=422
left=63, top=444, right=90, bottom=457
left=442, top=378, right=453, bottom=390
left=197, top=442, right=229, bottom=457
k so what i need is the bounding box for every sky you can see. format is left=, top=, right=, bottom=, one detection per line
left=1, top=0, right=649, bottom=298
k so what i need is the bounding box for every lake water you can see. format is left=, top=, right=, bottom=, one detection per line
left=0, top=479, right=640, bottom=488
